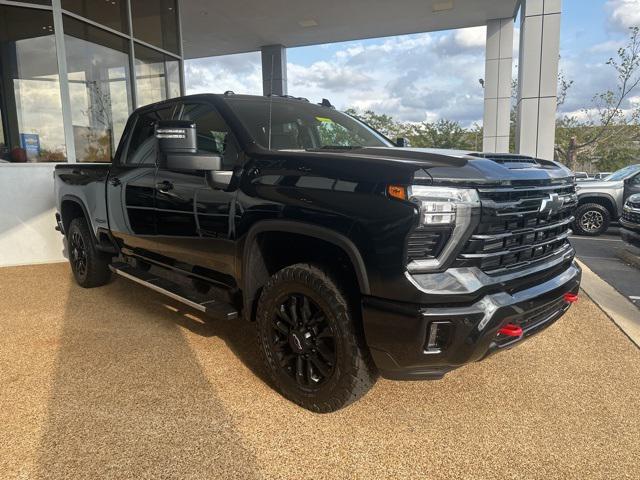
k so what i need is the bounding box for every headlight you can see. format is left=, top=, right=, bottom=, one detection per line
left=408, top=186, right=480, bottom=227
left=404, top=185, right=480, bottom=272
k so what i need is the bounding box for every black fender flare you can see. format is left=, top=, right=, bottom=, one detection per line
left=241, top=220, right=371, bottom=317
left=577, top=193, right=619, bottom=217
left=60, top=195, right=118, bottom=253
left=60, top=195, right=97, bottom=242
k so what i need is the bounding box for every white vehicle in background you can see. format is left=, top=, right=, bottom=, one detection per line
left=574, top=164, right=640, bottom=236
left=592, top=172, right=613, bottom=180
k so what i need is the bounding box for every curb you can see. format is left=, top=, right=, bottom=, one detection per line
left=576, top=259, right=640, bottom=349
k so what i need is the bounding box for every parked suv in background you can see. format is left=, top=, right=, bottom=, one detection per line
left=621, top=193, right=640, bottom=248
left=574, top=164, right=640, bottom=236
left=54, top=94, right=581, bottom=412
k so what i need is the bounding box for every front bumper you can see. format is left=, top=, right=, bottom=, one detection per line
left=362, top=262, right=581, bottom=380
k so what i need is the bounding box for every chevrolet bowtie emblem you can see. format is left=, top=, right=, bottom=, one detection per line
left=539, top=193, right=564, bottom=216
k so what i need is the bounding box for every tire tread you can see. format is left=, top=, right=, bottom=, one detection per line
left=256, top=263, right=377, bottom=412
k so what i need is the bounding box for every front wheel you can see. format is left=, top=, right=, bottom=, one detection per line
left=67, top=217, right=112, bottom=288
left=256, top=263, right=377, bottom=412
left=573, top=203, right=611, bottom=236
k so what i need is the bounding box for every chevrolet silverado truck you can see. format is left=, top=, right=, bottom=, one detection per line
left=573, top=164, right=640, bottom=236
left=54, top=93, right=581, bottom=412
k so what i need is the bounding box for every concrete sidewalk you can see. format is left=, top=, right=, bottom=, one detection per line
left=1, top=263, right=639, bottom=479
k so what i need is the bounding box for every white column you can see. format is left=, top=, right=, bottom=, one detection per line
left=261, top=45, right=287, bottom=96
left=483, top=18, right=514, bottom=153
left=516, top=0, right=562, bottom=160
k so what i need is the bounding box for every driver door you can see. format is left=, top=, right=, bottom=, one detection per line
left=152, top=101, right=242, bottom=279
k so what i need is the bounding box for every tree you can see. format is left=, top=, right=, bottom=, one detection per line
left=344, top=108, right=404, bottom=139
left=555, top=26, right=640, bottom=170
left=405, top=119, right=477, bottom=150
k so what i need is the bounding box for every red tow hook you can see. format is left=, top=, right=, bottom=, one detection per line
left=497, top=323, right=523, bottom=337
left=564, top=292, right=579, bottom=303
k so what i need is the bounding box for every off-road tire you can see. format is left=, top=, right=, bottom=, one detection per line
left=573, top=203, right=610, bottom=236
left=67, top=217, right=112, bottom=288
left=256, top=263, right=377, bottom=412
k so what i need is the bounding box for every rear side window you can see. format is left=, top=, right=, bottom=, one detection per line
left=124, top=106, right=173, bottom=166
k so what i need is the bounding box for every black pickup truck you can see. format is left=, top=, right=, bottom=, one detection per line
left=54, top=93, right=581, bottom=412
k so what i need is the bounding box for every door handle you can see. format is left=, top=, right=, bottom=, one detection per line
left=156, top=180, right=173, bottom=193
left=109, top=177, right=121, bottom=186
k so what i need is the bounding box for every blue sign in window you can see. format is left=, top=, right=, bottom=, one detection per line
left=20, top=133, right=40, bottom=158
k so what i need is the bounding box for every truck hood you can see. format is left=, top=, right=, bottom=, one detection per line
left=576, top=180, right=621, bottom=191
left=260, top=146, right=574, bottom=187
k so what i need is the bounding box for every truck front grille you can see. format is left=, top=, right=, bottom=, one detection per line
left=457, top=184, right=577, bottom=275
left=622, top=209, right=640, bottom=223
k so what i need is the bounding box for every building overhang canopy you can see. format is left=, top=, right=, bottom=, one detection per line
left=181, top=0, right=519, bottom=59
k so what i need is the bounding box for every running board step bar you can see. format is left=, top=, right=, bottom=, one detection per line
left=109, top=262, right=238, bottom=320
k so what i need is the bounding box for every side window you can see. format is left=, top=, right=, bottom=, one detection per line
left=181, top=103, right=239, bottom=171
left=124, top=106, right=173, bottom=166
left=630, top=174, right=640, bottom=185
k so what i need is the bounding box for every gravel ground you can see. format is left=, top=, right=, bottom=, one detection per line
left=1, top=263, right=639, bottom=480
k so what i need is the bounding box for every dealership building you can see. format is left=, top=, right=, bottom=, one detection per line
left=0, top=0, right=562, bottom=266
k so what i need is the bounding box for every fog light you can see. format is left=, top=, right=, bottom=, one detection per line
left=425, top=321, right=453, bottom=354
left=564, top=292, right=578, bottom=303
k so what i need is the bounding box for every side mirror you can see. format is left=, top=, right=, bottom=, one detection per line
left=165, top=153, right=222, bottom=172
left=155, top=120, right=221, bottom=172
left=396, top=137, right=410, bottom=148
left=155, top=120, right=197, bottom=154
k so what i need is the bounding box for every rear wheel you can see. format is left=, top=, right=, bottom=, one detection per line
left=573, top=203, right=610, bottom=236
left=256, top=263, right=377, bottom=412
left=67, top=218, right=112, bottom=288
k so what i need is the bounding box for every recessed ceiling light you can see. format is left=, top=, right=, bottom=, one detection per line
left=298, top=19, right=318, bottom=27
left=432, top=1, right=454, bottom=12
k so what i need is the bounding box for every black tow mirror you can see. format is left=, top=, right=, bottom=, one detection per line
left=165, top=154, right=222, bottom=172
left=156, top=120, right=197, bottom=154
left=396, top=137, right=410, bottom=148
left=155, top=120, right=221, bottom=172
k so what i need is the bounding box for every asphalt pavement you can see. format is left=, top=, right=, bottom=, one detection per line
left=571, top=226, right=640, bottom=309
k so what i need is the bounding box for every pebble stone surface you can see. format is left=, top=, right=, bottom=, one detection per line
left=1, top=263, right=639, bottom=479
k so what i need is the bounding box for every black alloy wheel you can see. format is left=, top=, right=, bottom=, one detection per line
left=70, top=230, right=87, bottom=278
left=67, top=217, right=112, bottom=288
left=256, top=263, right=377, bottom=413
left=268, top=293, right=337, bottom=389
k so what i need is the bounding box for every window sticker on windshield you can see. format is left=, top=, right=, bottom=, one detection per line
left=315, top=116, right=334, bottom=123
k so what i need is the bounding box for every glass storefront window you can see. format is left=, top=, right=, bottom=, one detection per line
left=131, top=0, right=179, bottom=55
left=63, top=16, right=133, bottom=163
left=62, top=0, right=129, bottom=34
left=0, top=5, right=67, bottom=162
left=135, top=44, right=180, bottom=107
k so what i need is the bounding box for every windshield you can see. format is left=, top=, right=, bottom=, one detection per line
left=223, top=97, right=393, bottom=150
left=604, top=164, right=640, bottom=181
